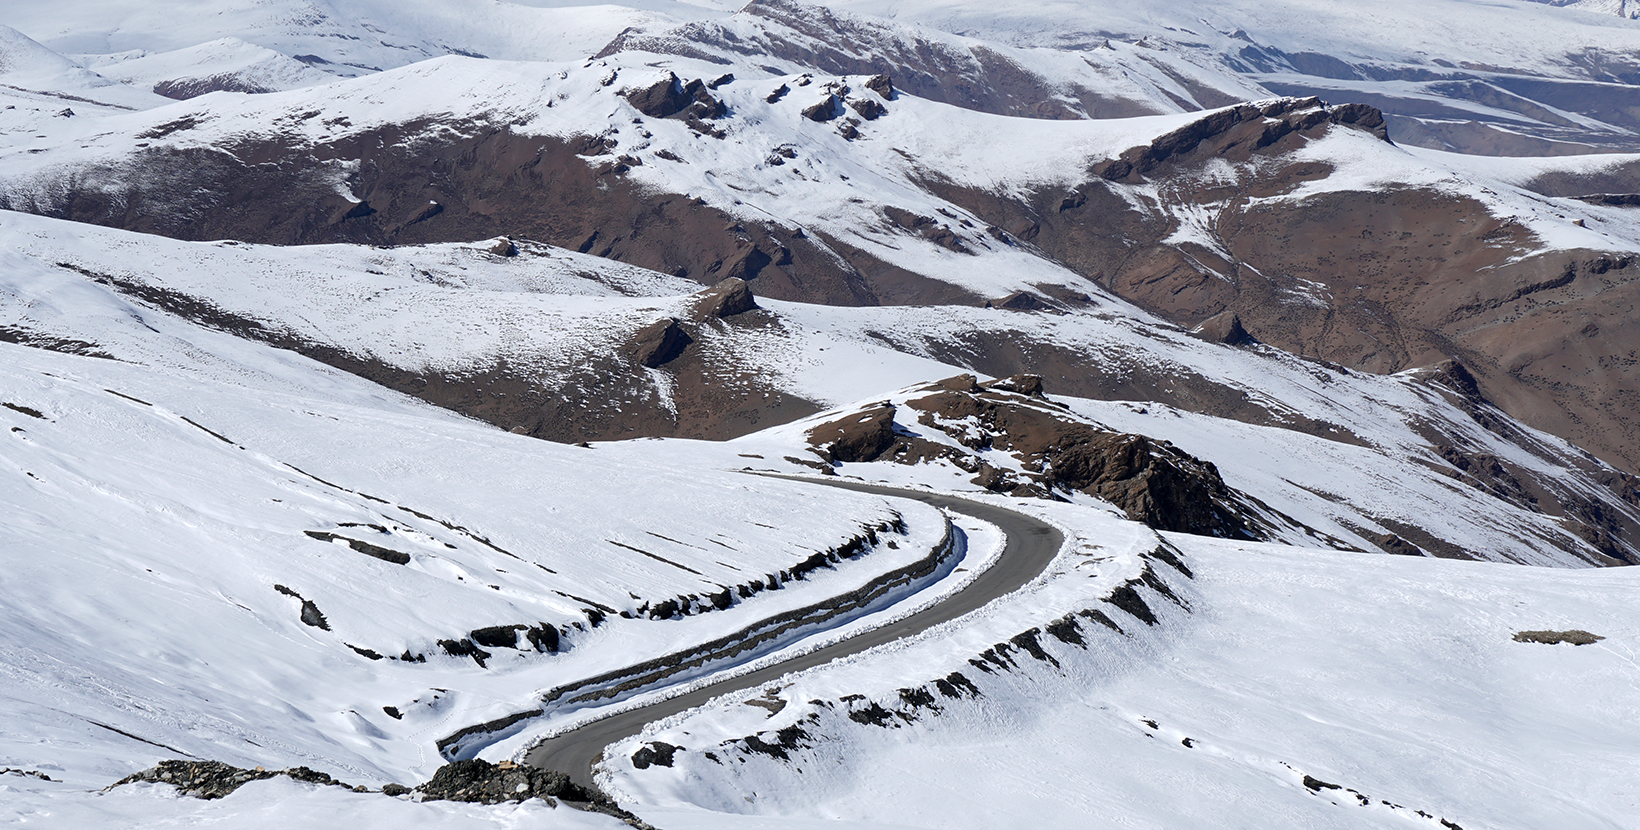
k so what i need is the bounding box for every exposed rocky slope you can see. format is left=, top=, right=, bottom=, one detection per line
left=805, top=374, right=1296, bottom=540
left=2, top=52, right=1634, bottom=471
left=916, top=101, right=1640, bottom=473
left=724, top=366, right=1640, bottom=567
left=8, top=204, right=1636, bottom=567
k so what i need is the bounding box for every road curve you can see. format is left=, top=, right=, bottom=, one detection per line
left=524, top=479, right=1065, bottom=787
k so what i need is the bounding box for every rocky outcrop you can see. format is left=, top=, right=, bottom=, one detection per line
left=431, top=622, right=562, bottom=667
left=802, top=94, right=842, bottom=122
left=624, top=318, right=693, bottom=368
left=107, top=758, right=651, bottom=827
left=1092, top=98, right=1391, bottom=183
left=807, top=403, right=898, bottom=463
left=882, top=206, right=971, bottom=253
left=419, top=760, right=654, bottom=827
left=864, top=72, right=895, bottom=99
left=1191, top=311, right=1255, bottom=345
left=624, top=73, right=693, bottom=118
left=987, top=291, right=1046, bottom=311
left=807, top=375, right=1304, bottom=540
left=272, top=584, right=329, bottom=630
left=417, top=759, right=595, bottom=805
left=1030, top=430, right=1263, bottom=539
left=110, top=760, right=359, bottom=800
left=849, top=97, right=887, bottom=120
left=1371, top=533, right=1425, bottom=557
left=690, top=277, right=759, bottom=319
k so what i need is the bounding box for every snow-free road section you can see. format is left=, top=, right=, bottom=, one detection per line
left=525, top=480, right=1064, bottom=787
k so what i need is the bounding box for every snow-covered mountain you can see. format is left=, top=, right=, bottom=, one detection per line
left=3, top=1, right=1639, bottom=829
left=8, top=0, right=1640, bottom=152
left=0, top=47, right=1633, bottom=473
left=81, top=38, right=333, bottom=99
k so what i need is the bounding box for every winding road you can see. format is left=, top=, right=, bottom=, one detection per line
left=524, top=479, right=1064, bottom=787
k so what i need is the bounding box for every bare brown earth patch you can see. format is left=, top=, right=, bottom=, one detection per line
left=915, top=103, right=1640, bottom=473
left=7, top=90, right=1637, bottom=476
left=13, top=115, right=896, bottom=308
left=1512, top=629, right=1604, bottom=646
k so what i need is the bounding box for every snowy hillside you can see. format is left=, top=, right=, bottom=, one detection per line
left=83, top=38, right=333, bottom=98
left=1, top=48, right=1635, bottom=474
left=0, top=25, right=168, bottom=115
left=5, top=204, right=1635, bottom=567
left=603, top=500, right=1640, bottom=830
left=2, top=1, right=1639, bottom=828
left=8, top=0, right=1640, bottom=152
left=1, top=0, right=732, bottom=76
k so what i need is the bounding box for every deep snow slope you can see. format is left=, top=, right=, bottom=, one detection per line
left=601, top=501, right=1640, bottom=830
left=82, top=38, right=334, bottom=99
left=0, top=24, right=170, bottom=115
left=0, top=296, right=960, bottom=797
left=0, top=0, right=732, bottom=76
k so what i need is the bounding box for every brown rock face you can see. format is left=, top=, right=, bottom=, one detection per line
left=807, top=403, right=898, bottom=463
left=899, top=384, right=1270, bottom=538
left=625, top=318, right=693, bottom=368
left=802, top=376, right=1304, bottom=540
left=1191, top=311, right=1254, bottom=345
left=624, top=73, right=693, bottom=118
left=1045, top=432, right=1255, bottom=537
left=691, top=277, right=759, bottom=319
left=918, top=101, right=1640, bottom=473
left=1090, top=97, right=1386, bottom=183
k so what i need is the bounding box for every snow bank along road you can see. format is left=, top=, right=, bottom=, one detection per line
left=525, top=479, right=1065, bottom=787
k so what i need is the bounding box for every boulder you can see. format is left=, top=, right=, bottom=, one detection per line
left=417, top=759, right=600, bottom=805
left=807, top=404, right=898, bottom=463
left=624, top=73, right=691, bottom=118
left=988, top=291, right=1045, bottom=311
left=1191, top=310, right=1254, bottom=345
left=625, top=318, right=693, bottom=368
left=849, top=97, right=887, bottom=120
left=691, top=277, right=758, bottom=319
left=864, top=73, right=895, bottom=99
left=802, top=94, right=841, bottom=122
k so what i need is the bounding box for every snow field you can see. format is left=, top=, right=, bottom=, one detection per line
left=605, top=502, right=1640, bottom=829
left=3, top=775, right=632, bottom=829
left=0, top=338, right=955, bottom=792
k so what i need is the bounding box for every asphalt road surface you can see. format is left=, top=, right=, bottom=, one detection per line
left=524, top=479, right=1065, bottom=787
